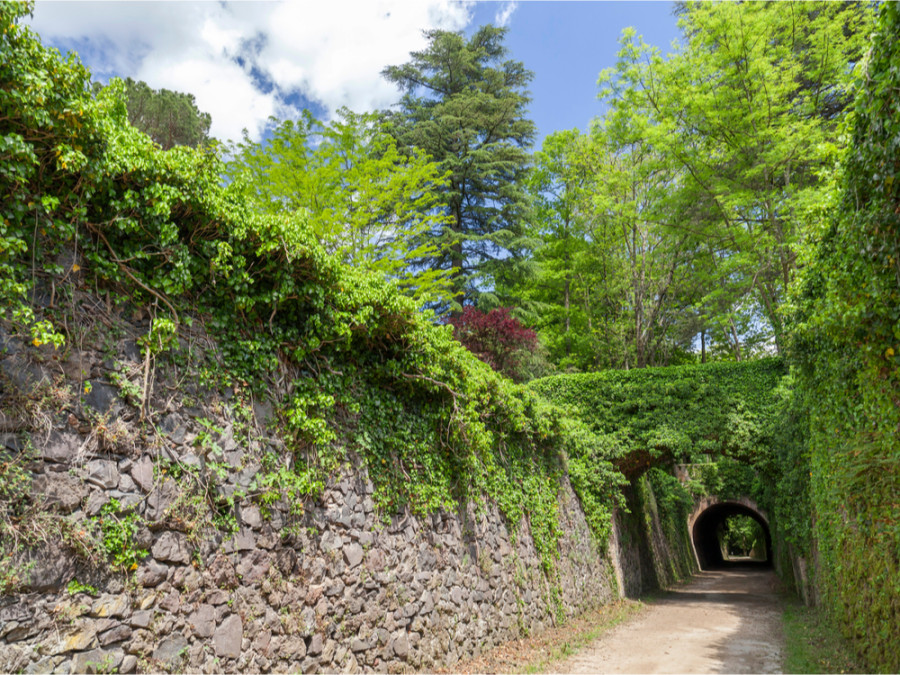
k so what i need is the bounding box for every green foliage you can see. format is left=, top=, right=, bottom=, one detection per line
left=531, top=358, right=785, bottom=475
left=0, top=439, right=37, bottom=594
left=564, top=421, right=627, bottom=548
left=786, top=4, right=900, bottom=670
left=382, top=25, right=536, bottom=310
left=66, top=578, right=98, bottom=596
left=0, top=3, right=625, bottom=587
left=719, top=515, right=763, bottom=558
left=513, top=2, right=874, bottom=376
left=121, top=77, right=211, bottom=150
left=598, top=2, right=874, bottom=353
left=92, top=499, right=148, bottom=571
left=782, top=600, right=868, bottom=675
left=227, top=109, right=453, bottom=304
left=138, top=315, right=177, bottom=357
left=646, top=467, right=692, bottom=524
left=687, top=457, right=763, bottom=505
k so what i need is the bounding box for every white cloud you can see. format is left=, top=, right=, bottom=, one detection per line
left=28, top=0, right=474, bottom=143
left=495, top=1, right=518, bottom=28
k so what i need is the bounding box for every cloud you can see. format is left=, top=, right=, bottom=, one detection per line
left=495, top=1, right=518, bottom=28
left=28, top=0, right=474, bottom=143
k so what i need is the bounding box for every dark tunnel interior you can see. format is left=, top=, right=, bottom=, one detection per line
left=692, top=502, right=772, bottom=569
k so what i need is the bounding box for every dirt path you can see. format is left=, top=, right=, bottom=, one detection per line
left=558, top=567, right=784, bottom=674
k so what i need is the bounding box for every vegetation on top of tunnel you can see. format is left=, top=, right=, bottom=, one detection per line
left=530, top=359, right=785, bottom=476
left=0, top=1, right=627, bottom=592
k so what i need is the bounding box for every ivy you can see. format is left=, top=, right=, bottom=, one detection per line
left=91, top=499, right=148, bottom=571
left=785, top=4, right=900, bottom=670
left=0, top=2, right=626, bottom=592
left=530, top=358, right=785, bottom=475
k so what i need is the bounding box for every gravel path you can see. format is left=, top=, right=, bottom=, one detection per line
left=557, top=567, right=784, bottom=674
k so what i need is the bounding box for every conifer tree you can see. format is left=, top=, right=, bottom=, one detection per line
left=382, top=25, right=536, bottom=311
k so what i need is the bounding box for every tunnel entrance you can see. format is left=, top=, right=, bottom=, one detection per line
left=690, top=499, right=772, bottom=569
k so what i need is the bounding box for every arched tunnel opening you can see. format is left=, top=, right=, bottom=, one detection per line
left=692, top=501, right=772, bottom=569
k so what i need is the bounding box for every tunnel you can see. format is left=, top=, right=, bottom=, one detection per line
left=691, top=500, right=772, bottom=569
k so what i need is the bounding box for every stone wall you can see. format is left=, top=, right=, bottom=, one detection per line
left=608, top=477, right=698, bottom=598
left=0, top=316, right=620, bottom=674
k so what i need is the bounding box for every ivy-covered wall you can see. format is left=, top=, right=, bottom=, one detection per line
left=0, top=0, right=625, bottom=600
left=786, top=4, right=900, bottom=670
left=530, top=361, right=807, bottom=594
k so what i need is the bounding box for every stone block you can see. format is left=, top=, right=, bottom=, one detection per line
left=83, top=382, right=121, bottom=416
left=57, top=622, right=98, bottom=653
left=214, top=614, right=242, bottom=659
left=240, top=504, right=261, bottom=529
left=279, top=635, right=307, bottom=659
left=97, top=623, right=132, bottom=646
left=152, top=634, right=188, bottom=670
left=343, top=542, right=364, bottom=569
left=151, top=532, right=191, bottom=564
left=144, top=478, right=178, bottom=521
left=350, top=638, right=370, bottom=653
left=91, top=594, right=130, bottom=619
left=33, top=472, right=85, bottom=513
left=22, top=542, right=76, bottom=592
left=129, top=611, right=151, bottom=629
left=71, top=648, right=121, bottom=674
left=307, top=633, right=323, bottom=656
left=136, top=560, right=168, bottom=588
left=117, top=473, right=136, bottom=493
left=188, top=604, right=216, bottom=638
left=42, top=431, right=81, bottom=463
left=130, top=457, right=154, bottom=493
left=392, top=631, right=410, bottom=658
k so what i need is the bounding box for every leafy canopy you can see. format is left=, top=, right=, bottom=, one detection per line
left=121, top=77, right=212, bottom=149
left=227, top=109, right=453, bottom=304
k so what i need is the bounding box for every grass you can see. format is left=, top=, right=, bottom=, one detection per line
left=782, top=598, right=866, bottom=674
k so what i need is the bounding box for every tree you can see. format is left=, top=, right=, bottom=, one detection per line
left=518, top=129, right=602, bottom=369
left=446, top=306, right=539, bottom=382
left=599, top=2, right=875, bottom=353
left=382, top=25, right=536, bottom=311
left=121, top=77, right=211, bottom=149
left=226, top=109, right=452, bottom=304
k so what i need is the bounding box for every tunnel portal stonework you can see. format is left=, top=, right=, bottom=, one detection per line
left=688, top=496, right=772, bottom=570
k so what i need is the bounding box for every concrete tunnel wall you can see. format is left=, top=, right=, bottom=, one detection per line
left=688, top=497, right=772, bottom=570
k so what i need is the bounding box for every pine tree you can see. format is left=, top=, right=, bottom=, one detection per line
left=382, top=25, right=536, bottom=312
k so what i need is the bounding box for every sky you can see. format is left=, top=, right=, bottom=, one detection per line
left=27, top=1, right=683, bottom=148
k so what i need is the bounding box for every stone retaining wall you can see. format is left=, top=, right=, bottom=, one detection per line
left=0, top=318, right=619, bottom=674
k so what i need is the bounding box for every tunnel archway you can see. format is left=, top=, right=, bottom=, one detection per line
left=689, top=497, right=772, bottom=569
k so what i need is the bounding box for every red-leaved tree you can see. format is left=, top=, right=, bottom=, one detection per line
left=447, top=307, right=538, bottom=381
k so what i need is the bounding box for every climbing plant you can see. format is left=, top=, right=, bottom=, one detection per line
left=0, top=2, right=624, bottom=585
left=786, top=3, right=900, bottom=669
left=530, top=359, right=785, bottom=476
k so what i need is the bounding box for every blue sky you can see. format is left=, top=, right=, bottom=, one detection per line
left=28, top=1, right=681, bottom=147
left=468, top=2, right=681, bottom=146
